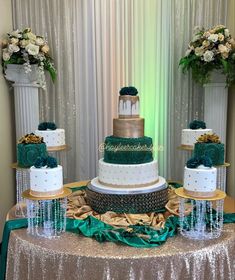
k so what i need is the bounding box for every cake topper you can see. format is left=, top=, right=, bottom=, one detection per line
left=38, top=122, right=57, bottom=130
left=34, top=156, right=58, bottom=168
left=119, top=86, right=138, bottom=96
left=189, top=120, right=206, bottom=129
left=18, top=133, right=44, bottom=144
left=197, top=133, right=221, bottom=143
left=186, top=155, right=212, bottom=168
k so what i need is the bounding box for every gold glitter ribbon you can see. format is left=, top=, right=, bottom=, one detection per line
left=98, top=178, right=159, bottom=189
left=184, top=189, right=216, bottom=198
left=30, top=188, right=64, bottom=197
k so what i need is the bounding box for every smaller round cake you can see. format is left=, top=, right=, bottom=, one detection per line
left=30, top=156, right=63, bottom=197
left=183, top=156, right=217, bottom=198
left=35, top=122, right=65, bottom=148
left=181, top=120, right=212, bottom=147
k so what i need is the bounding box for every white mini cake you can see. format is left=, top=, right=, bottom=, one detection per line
left=98, top=158, right=158, bottom=187
left=35, top=129, right=65, bottom=148
left=30, top=165, right=63, bottom=197
left=183, top=165, right=217, bottom=198
left=181, top=129, right=212, bottom=147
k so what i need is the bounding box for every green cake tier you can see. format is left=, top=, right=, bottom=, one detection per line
left=193, top=143, right=225, bottom=165
left=103, top=136, right=153, bottom=164
left=17, top=143, right=48, bottom=168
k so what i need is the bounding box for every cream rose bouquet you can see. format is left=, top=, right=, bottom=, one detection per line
left=179, top=25, right=235, bottom=86
left=1, top=28, right=56, bottom=88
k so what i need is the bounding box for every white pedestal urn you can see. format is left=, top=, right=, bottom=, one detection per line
left=5, top=64, right=40, bottom=141
left=203, top=71, right=228, bottom=144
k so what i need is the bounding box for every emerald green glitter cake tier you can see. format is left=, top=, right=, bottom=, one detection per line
left=193, top=143, right=225, bottom=165
left=103, top=136, right=153, bottom=164
left=17, top=143, right=48, bottom=168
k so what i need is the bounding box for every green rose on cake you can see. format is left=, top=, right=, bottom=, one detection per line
left=119, top=86, right=138, bottom=96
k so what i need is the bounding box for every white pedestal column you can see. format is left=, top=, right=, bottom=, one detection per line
left=5, top=64, right=40, bottom=140
left=203, top=77, right=228, bottom=144
left=13, top=84, right=39, bottom=140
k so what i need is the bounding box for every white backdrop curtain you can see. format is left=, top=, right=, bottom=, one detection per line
left=12, top=0, right=227, bottom=182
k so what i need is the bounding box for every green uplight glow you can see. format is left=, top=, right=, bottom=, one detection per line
left=130, top=0, right=171, bottom=176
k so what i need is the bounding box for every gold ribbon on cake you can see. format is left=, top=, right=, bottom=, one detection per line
left=30, top=188, right=64, bottom=197
left=18, top=133, right=44, bottom=144
left=183, top=189, right=216, bottom=198
left=98, top=179, right=159, bottom=189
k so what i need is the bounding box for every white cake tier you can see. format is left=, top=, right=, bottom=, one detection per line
left=181, top=129, right=212, bottom=147
left=98, top=158, right=158, bottom=186
left=90, top=176, right=167, bottom=194
left=183, top=166, right=217, bottom=197
left=30, top=165, right=63, bottom=197
left=118, top=96, right=139, bottom=117
left=35, top=129, right=65, bottom=148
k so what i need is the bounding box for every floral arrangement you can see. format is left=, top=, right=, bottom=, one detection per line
left=189, top=120, right=206, bottom=129
left=179, top=25, right=235, bottom=86
left=1, top=28, right=56, bottom=89
left=18, top=133, right=44, bottom=144
left=119, top=86, right=138, bottom=96
left=38, top=122, right=57, bottom=130
left=186, top=156, right=212, bottom=168
left=197, top=133, right=221, bottom=144
left=34, top=156, right=58, bottom=168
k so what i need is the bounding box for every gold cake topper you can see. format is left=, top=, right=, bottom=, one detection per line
left=197, top=133, right=221, bottom=144
left=18, top=133, right=44, bottom=144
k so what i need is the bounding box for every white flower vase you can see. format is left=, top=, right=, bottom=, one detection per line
left=5, top=64, right=40, bottom=140
left=203, top=71, right=228, bottom=144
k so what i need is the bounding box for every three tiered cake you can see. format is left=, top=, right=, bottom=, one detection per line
left=86, top=87, right=168, bottom=213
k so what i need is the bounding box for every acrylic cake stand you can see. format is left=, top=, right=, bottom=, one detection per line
left=175, top=187, right=226, bottom=240
left=12, top=145, right=71, bottom=217
left=22, top=187, right=71, bottom=238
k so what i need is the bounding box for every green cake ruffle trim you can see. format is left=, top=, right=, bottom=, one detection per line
left=103, top=136, right=153, bottom=164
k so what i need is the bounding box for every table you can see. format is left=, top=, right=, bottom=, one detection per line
left=5, top=194, right=235, bottom=280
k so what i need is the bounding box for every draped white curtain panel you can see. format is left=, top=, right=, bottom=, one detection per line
left=12, top=0, right=227, bottom=182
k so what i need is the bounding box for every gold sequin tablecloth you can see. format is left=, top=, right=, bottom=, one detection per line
left=5, top=224, right=235, bottom=280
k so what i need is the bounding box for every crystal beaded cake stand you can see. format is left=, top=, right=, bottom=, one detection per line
left=22, top=188, right=71, bottom=238
left=11, top=163, right=30, bottom=217
left=175, top=187, right=226, bottom=240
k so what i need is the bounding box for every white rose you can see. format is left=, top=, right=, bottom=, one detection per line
left=35, top=37, right=45, bottom=46
left=25, top=43, right=39, bottom=56
left=10, top=29, right=22, bottom=38
left=203, top=50, right=214, bottom=62
left=195, top=47, right=204, bottom=56
left=2, top=50, right=11, bottom=61
left=203, top=31, right=211, bottom=38
left=41, top=44, right=49, bottom=53
left=10, top=37, right=19, bottom=44
left=20, top=39, right=30, bottom=48
left=224, top=29, right=230, bottom=37
left=208, top=34, right=219, bottom=42
left=8, top=43, right=20, bottom=53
